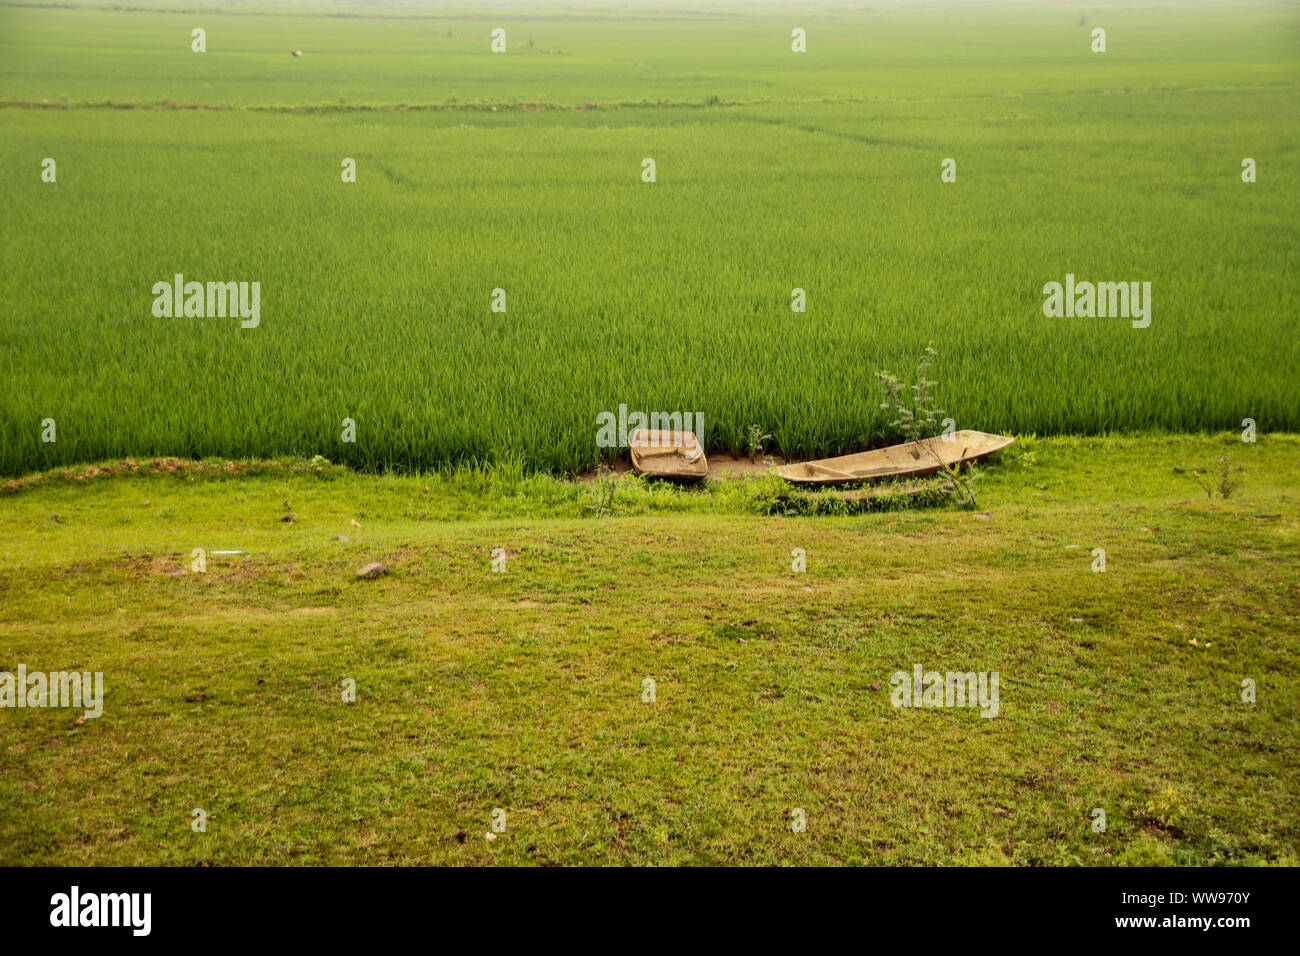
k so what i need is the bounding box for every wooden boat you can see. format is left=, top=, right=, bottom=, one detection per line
left=777, top=430, right=1014, bottom=486
left=629, top=428, right=708, bottom=481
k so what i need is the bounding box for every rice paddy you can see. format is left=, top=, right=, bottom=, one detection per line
left=1, top=0, right=1297, bottom=477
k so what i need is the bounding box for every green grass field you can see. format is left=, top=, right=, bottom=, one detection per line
left=2, top=1, right=1298, bottom=475
left=1, top=436, right=1297, bottom=865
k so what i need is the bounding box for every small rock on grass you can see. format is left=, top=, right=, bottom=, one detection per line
left=357, top=562, right=390, bottom=579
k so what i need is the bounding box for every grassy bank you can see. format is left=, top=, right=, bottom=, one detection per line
left=1, top=434, right=1296, bottom=865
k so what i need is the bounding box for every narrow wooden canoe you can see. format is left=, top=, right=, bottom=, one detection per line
left=777, top=430, right=1014, bottom=486
left=629, top=428, right=708, bottom=481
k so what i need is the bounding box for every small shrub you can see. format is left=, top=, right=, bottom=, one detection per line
left=878, top=344, right=979, bottom=508
left=745, top=424, right=772, bottom=463
left=586, top=473, right=618, bottom=518
left=1180, top=455, right=1241, bottom=499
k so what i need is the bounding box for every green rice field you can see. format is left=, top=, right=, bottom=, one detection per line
left=2, top=0, right=1298, bottom=476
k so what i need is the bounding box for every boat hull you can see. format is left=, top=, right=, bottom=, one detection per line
left=629, top=429, right=709, bottom=481
left=777, top=430, right=1014, bottom=485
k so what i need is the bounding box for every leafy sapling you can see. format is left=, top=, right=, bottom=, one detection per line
left=877, top=345, right=979, bottom=507
left=746, top=424, right=773, bottom=464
